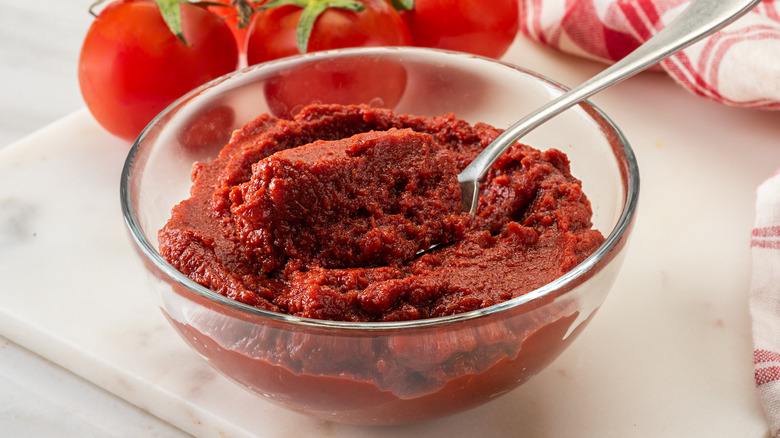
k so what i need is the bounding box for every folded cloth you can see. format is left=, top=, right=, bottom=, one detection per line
left=752, top=171, right=780, bottom=437
left=518, top=0, right=780, bottom=109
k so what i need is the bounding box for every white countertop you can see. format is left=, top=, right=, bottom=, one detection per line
left=0, top=2, right=187, bottom=436
left=1, top=1, right=779, bottom=437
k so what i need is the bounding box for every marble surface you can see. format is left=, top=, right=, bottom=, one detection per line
left=1, top=1, right=780, bottom=437
left=0, top=2, right=191, bottom=436
left=0, top=2, right=187, bottom=436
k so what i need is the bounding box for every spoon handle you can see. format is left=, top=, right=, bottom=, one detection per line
left=458, top=0, right=762, bottom=214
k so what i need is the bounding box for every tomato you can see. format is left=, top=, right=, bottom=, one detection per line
left=78, top=0, right=239, bottom=142
left=400, top=0, right=519, bottom=59
left=263, top=56, right=408, bottom=119
left=246, top=0, right=412, bottom=65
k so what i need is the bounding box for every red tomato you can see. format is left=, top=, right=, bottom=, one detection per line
left=401, top=0, right=519, bottom=59
left=78, top=0, right=239, bottom=141
left=263, top=56, right=408, bottom=119
left=246, top=0, right=412, bottom=65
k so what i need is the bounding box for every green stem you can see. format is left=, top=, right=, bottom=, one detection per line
left=153, top=0, right=189, bottom=45
left=388, top=0, right=413, bottom=11
left=257, top=0, right=366, bottom=53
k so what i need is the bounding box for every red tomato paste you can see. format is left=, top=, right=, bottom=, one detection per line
left=159, top=104, right=605, bottom=322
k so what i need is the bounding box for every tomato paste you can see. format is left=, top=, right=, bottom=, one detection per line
left=159, top=104, right=605, bottom=322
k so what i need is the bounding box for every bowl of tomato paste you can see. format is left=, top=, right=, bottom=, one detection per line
left=121, top=47, right=639, bottom=425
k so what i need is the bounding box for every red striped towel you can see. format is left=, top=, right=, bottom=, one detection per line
left=752, top=171, right=780, bottom=437
left=518, top=0, right=780, bottom=109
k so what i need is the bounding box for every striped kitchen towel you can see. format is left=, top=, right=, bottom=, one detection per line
left=518, top=0, right=780, bottom=109
left=751, top=170, right=780, bottom=437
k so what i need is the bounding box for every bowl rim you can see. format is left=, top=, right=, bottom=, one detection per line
left=120, top=46, right=640, bottom=331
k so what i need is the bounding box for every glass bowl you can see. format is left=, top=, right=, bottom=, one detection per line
left=120, top=47, right=639, bottom=425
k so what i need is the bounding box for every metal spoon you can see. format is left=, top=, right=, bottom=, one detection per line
left=457, top=0, right=762, bottom=214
